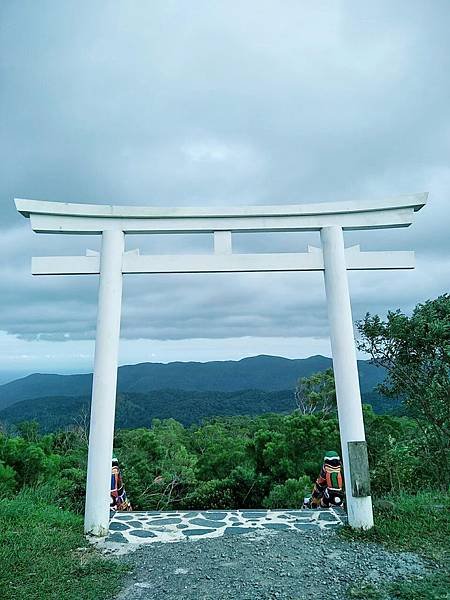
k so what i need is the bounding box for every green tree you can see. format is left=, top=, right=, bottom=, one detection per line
left=15, top=420, right=40, bottom=442
left=192, top=420, right=250, bottom=481
left=295, top=368, right=337, bottom=415
left=357, top=294, right=450, bottom=485
left=251, top=413, right=340, bottom=482
left=115, top=421, right=198, bottom=510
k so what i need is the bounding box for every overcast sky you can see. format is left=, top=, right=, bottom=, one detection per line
left=1, top=1, right=449, bottom=380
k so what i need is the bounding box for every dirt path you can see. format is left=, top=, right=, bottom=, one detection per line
left=117, top=528, right=429, bottom=600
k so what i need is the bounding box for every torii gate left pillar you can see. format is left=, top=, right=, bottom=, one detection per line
left=84, top=230, right=124, bottom=535
left=14, top=194, right=427, bottom=536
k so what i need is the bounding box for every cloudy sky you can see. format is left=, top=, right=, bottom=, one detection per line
left=1, top=1, right=449, bottom=381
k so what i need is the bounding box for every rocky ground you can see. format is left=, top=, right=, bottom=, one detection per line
left=116, top=528, right=431, bottom=599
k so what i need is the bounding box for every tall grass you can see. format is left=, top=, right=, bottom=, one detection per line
left=0, top=488, right=127, bottom=600
left=343, top=492, right=450, bottom=599
left=342, top=491, right=449, bottom=558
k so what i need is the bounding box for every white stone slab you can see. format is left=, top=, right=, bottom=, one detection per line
left=104, top=509, right=346, bottom=547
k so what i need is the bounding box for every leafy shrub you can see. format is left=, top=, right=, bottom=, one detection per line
left=263, top=476, right=311, bottom=508
left=51, top=467, right=87, bottom=513
left=226, top=465, right=269, bottom=508
left=0, top=461, right=16, bottom=497
left=184, top=479, right=234, bottom=509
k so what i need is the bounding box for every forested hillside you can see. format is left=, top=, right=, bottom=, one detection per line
left=0, top=388, right=400, bottom=432
left=0, top=354, right=385, bottom=410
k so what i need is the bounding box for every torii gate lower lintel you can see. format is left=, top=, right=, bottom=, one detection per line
left=15, top=193, right=428, bottom=535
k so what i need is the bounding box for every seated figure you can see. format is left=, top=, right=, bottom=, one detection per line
left=110, top=457, right=132, bottom=512
left=305, top=451, right=345, bottom=509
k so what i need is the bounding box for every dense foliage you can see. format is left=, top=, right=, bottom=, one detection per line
left=0, top=406, right=445, bottom=513
left=357, top=294, right=450, bottom=486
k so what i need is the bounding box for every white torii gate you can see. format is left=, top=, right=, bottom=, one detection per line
left=15, top=193, right=427, bottom=535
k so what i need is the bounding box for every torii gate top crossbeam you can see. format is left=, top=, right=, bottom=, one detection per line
left=15, top=194, right=427, bottom=234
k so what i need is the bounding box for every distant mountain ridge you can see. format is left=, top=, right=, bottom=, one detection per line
left=0, top=354, right=385, bottom=411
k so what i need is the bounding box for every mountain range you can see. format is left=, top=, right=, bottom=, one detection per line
left=0, top=355, right=393, bottom=431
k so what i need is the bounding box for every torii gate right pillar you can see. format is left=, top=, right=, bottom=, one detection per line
left=321, top=225, right=374, bottom=529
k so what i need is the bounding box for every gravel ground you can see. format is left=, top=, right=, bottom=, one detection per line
left=117, top=528, right=430, bottom=599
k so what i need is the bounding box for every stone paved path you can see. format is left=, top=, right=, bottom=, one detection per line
left=105, top=508, right=347, bottom=546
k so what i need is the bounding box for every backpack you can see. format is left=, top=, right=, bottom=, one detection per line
left=325, top=466, right=343, bottom=491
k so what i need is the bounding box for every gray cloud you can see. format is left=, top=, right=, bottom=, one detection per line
left=1, top=0, right=449, bottom=370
